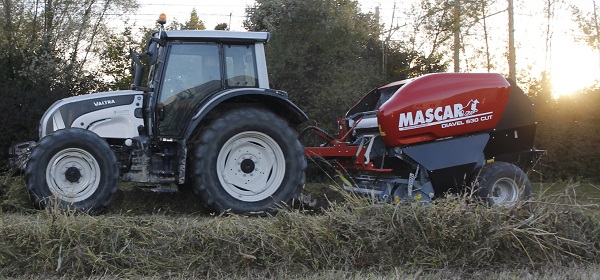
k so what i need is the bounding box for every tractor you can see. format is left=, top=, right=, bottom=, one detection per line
left=9, top=14, right=540, bottom=215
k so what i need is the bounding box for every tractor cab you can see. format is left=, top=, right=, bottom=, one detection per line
left=131, top=23, right=272, bottom=140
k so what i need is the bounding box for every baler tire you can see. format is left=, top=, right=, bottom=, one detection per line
left=471, top=161, right=531, bottom=207
left=25, top=128, right=119, bottom=215
left=191, top=107, right=306, bottom=214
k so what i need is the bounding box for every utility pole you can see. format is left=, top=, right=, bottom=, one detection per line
left=508, top=0, right=516, bottom=81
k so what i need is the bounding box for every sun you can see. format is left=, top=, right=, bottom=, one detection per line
left=549, top=46, right=600, bottom=99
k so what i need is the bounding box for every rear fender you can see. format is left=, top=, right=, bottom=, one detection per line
left=183, top=88, right=308, bottom=140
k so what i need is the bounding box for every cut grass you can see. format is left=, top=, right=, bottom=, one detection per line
left=533, top=181, right=600, bottom=206
left=0, top=175, right=599, bottom=278
left=4, top=264, right=600, bottom=279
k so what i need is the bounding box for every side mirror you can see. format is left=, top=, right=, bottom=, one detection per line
left=130, top=48, right=144, bottom=89
left=148, top=41, right=159, bottom=65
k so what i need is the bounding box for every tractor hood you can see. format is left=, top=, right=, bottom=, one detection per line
left=39, top=90, right=144, bottom=139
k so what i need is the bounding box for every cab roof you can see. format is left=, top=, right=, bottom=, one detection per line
left=162, top=30, right=270, bottom=43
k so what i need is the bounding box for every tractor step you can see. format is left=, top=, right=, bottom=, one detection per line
left=136, top=185, right=178, bottom=193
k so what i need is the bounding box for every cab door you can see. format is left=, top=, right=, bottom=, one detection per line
left=156, top=42, right=223, bottom=137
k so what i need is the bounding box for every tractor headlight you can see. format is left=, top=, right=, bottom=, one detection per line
left=39, top=99, right=63, bottom=139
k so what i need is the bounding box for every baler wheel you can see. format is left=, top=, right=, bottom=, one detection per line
left=25, top=128, right=118, bottom=215
left=472, top=161, right=531, bottom=207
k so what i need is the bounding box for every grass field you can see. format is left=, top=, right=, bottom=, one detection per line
left=0, top=175, right=599, bottom=278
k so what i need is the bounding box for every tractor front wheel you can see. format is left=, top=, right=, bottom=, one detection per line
left=471, top=161, right=531, bottom=207
left=192, top=108, right=306, bottom=214
left=25, top=128, right=119, bottom=215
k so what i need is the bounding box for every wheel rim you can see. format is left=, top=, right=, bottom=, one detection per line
left=46, top=148, right=101, bottom=203
left=490, top=178, right=519, bottom=206
left=217, top=131, right=286, bottom=202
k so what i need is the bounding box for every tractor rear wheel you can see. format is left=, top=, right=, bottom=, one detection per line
left=192, top=107, right=306, bottom=214
left=471, top=161, right=531, bottom=207
left=25, top=128, right=118, bottom=215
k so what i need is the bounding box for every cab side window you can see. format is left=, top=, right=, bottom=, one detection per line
left=224, top=45, right=258, bottom=88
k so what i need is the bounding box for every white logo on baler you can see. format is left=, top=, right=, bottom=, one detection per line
left=398, top=99, right=493, bottom=131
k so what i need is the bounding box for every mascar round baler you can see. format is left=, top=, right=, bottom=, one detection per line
left=303, top=73, right=542, bottom=206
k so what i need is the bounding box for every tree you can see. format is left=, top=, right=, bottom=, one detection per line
left=244, top=0, right=383, bottom=129
left=481, top=0, right=491, bottom=72
left=0, top=0, right=137, bottom=165
left=508, top=0, right=516, bottom=80
left=245, top=0, right=446, bottom=130
left=572, top=1, right=600, bottom=68
left=533, top=83, right=600, bottom=181
left=403, top=0, right=486, bottom=72
left=453, top=0, right=461, bottom=72
left=543, top=0, right=557, bottom=72
left=182, top=8, right=206, bottom=30
left=95, top=25, right=139, bottom=90
left=215, top=23, right=228, bottom=30
left=385, top=42, right=447, bottom=81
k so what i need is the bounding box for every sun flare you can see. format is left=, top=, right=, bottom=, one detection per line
left=549, top=46, right=599, bottom=99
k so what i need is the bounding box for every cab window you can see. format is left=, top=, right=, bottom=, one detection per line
left=224, top=45, right=258, bottom=88
left=158, top=43, right=221, bottom=136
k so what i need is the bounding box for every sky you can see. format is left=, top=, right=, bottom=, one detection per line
left=122, top=0, right=397, bottom=31
left=122, top=0, right=600, bottom=98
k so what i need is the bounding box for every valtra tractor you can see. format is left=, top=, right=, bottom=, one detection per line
left=9, top=15, right=540, bottom=215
